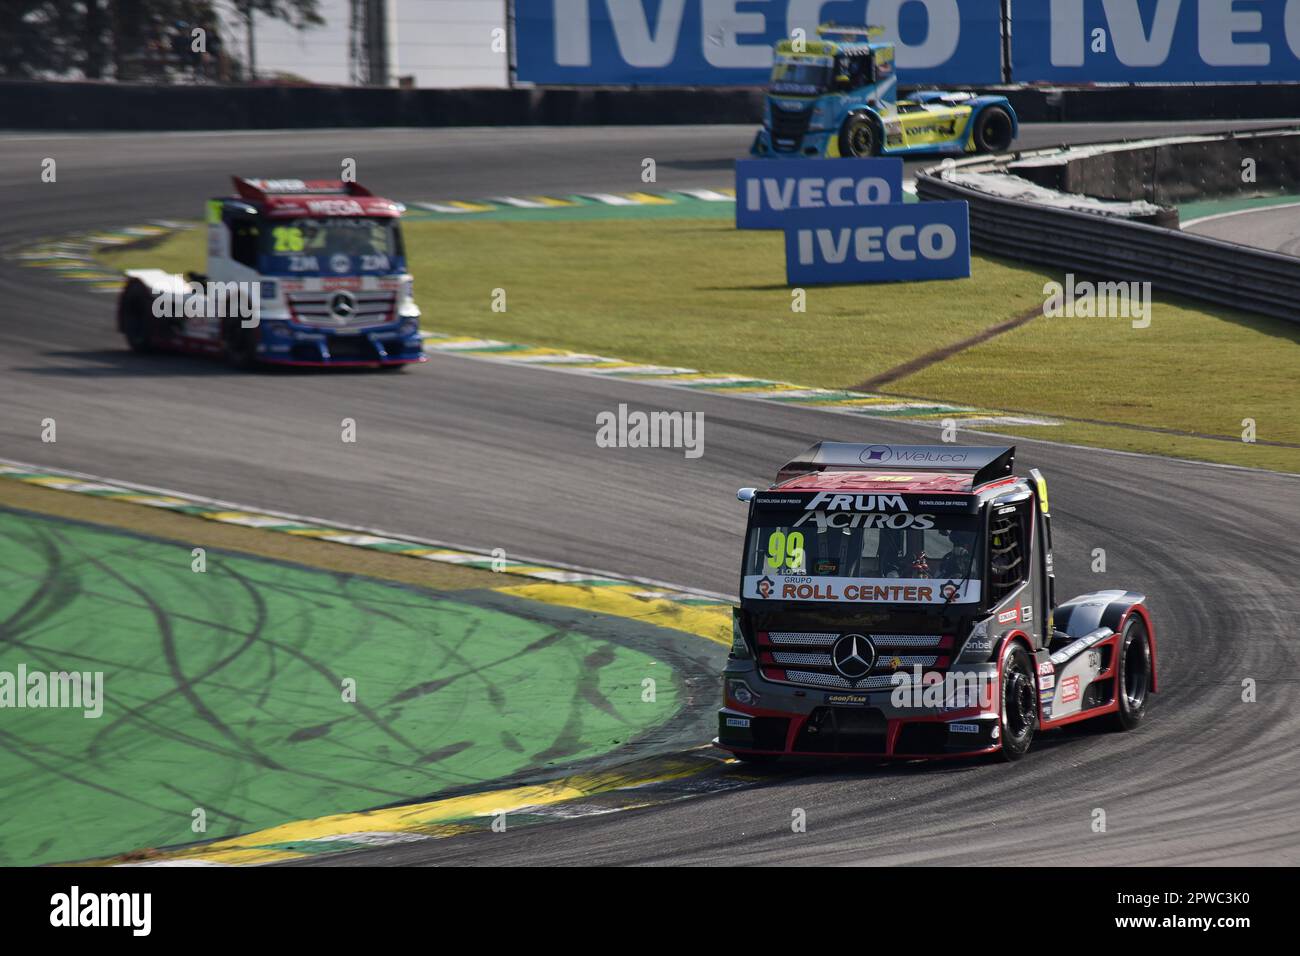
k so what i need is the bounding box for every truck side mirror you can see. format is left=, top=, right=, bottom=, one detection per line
left=737, top=488, right=756, bottom=502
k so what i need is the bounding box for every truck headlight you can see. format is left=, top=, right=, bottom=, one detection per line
left=728, top=680, right=756, bottom=706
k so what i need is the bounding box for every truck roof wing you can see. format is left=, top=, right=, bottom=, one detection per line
left=817, top=23, right=885, bottom=41
left=776, top=442, right=1015, bottom=489
left=232, top=177, right=374, bottom=202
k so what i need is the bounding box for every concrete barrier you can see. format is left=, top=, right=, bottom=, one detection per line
left=915, top=127, right=1300, bottom=322
left=3, top=79, right=1299, bottom=132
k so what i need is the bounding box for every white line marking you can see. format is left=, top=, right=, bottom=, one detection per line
left=1181, top=200, right=1300, bottom=229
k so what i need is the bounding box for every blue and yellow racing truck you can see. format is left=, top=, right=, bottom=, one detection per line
left=751, top=24, right=1018, bottom=160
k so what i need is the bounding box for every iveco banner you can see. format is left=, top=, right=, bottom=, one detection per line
left=1013, top=0, right=1300, bottom=83
left=783, top=201, right=971, bottom=285
left=735, top=158, right=904, bottom=230
left=513, top=0, right=1003, bottom=86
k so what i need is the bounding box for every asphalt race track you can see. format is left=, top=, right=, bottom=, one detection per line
left=1185, top=202, right=1300, bottom=256
left=1, top=121, right=1297, bottom=866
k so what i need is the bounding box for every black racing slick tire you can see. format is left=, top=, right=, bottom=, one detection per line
left=973, top=106, right=1014, bottom=153
left=998, top=643, right=1038, bottom=761
left=839, top=112, right=883, bottom=158
left=1110, top=616, right=1152, bottom=731
left=119, top=280, right=155, bottom=354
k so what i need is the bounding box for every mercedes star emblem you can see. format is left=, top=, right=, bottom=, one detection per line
left=330, top=291, right=356, bottom=318
left=831, top=633, right=877, bottom=682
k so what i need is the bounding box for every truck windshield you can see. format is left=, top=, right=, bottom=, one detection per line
left=742, top=509, right=982, bottom=605
left=769, top=56, right=832, bottom=95
left=259, top=217, right=404, bottom=276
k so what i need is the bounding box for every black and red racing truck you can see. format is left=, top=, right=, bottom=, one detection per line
left=718, top=443, right=1156, bottom=762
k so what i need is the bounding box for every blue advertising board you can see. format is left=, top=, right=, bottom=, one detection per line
left=514, top=0, right=1003, bottom=86
left=735, top=157, right=904, bottom=230
left=1012, top=0, right=1300, bottom=83
left=783, top=201, right=970, bottom=286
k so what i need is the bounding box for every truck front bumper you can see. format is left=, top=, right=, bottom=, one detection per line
left=750, top=127, right=835, bottom=159
left=717, top=661, right=1002, bottom=758
left=256, top=323, right=425, bottom=366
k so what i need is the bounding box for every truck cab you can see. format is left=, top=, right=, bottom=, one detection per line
left=118, top=177, right=424, bottom=367
left=750, top=23, right=1017, bottom=159
left=718, top=443, right=1155, bottom=761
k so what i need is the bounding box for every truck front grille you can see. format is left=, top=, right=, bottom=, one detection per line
left=758, top=631, right=953, bottom=690
left=288, top=291, right=396, bottom=331
left=770, top=104, right=812, bottom=152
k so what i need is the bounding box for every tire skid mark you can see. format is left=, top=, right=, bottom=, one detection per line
left=220, top=564, right=431, bottom=760
left=0, top=500, right=703, bottom=864
left=72, top=535, right=279, bottom=770
left=0, top=728, right=178, bottom=818
left=389, top=625, right=571, bottom=705
left=0, top=521, right=81, bottom=648
left=38, top=525, right=436, bottom=803
left=531, top=642, right=623, bottom=765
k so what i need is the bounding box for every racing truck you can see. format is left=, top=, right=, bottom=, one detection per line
left=718, top=443, right=1156, bottom=762
left=751, top=24, right=1018, bottom=159
left=116, top=177, right=424, bottom=368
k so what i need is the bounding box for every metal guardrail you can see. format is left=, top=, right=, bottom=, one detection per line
left=916, top=141, right=1300, bottom=323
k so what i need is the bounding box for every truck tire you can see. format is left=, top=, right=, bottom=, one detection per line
left=119, top=280, right=155, bottom=354
left=222, top=317, right=258, bottom=369
left=1109, top=616, right=1152, bottom=731
left=973, top=106, right=1014, bottom=153
left=998, top=643, right=1037, bottom=761
left=839, top=112, right=882, bottom=158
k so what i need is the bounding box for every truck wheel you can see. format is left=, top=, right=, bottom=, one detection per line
left=998, top=643, right=1037, bottom=761
left=974, top=106, right=1014, bottom=153
left=1109, top=617, right=1152, bottom=731
left=119, top=280, right=155, bottom=353
left=839, top=113, right=882, bottom=158
left=222, top=317, right=257, bottom=369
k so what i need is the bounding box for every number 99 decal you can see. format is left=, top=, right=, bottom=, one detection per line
left=766, top=530, right=805, bottom=571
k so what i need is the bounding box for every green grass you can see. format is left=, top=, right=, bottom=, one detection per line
left=103, top=219, right=1046, bottom=386
left=100, top=218, right=1300, bottom=472
left=0, top=506, right=679, bottom=865
left=893, top=296, right=1300, bottom=460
